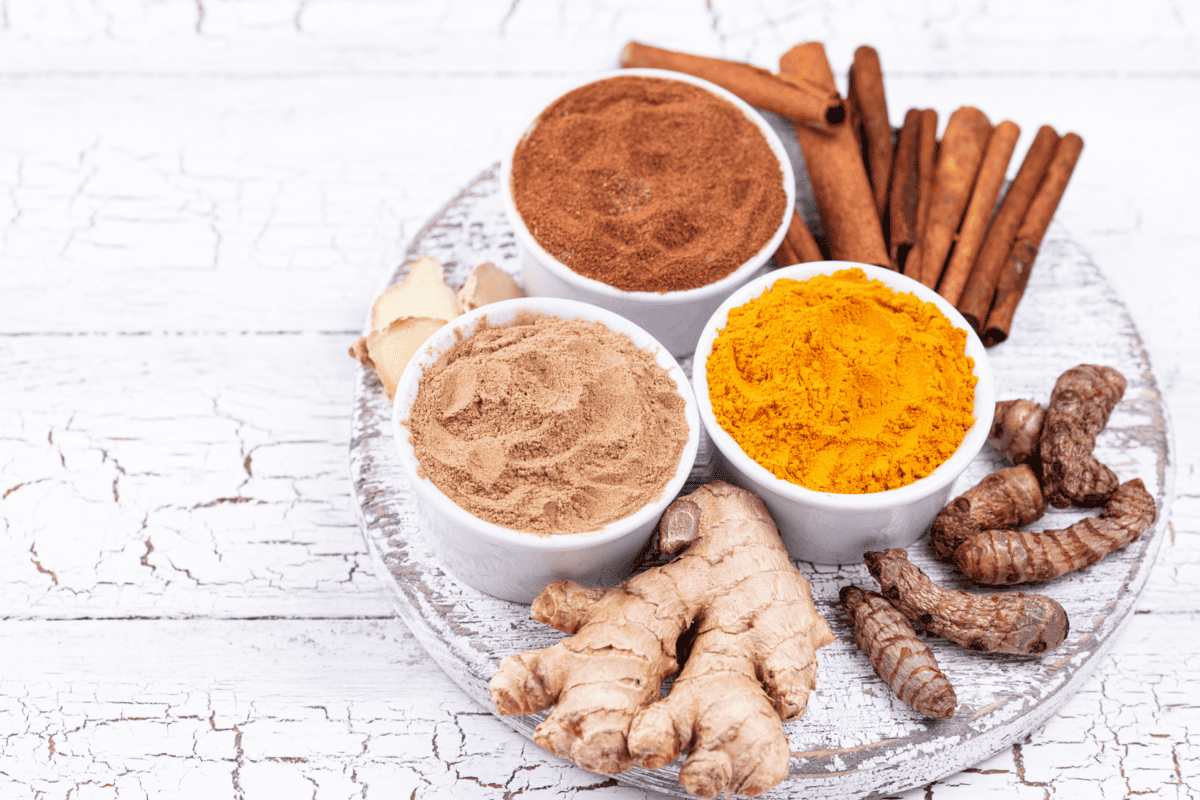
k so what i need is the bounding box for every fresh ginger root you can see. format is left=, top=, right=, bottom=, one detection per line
left=1039, top=364, right=1126, bottom=508
left=350, top=257, right=527, bottom=399
left=930, top=464, right=1047, bottom=561
left=349, top=255, right=463, bottom=398
left=864, top=548, right=1068, bottom=655
left=369, top=255, right=463, bottom=331
left=988, top=399, right=1046, bottom=469
left=489, top=481, right=835, bottom=799
left=456, top=261, right=524, bottom=310
left=942, top=479, right=1156, bottom=585
left=361, top=316, right=447, bottom=400
left=840, top=585, right=957, bottom=719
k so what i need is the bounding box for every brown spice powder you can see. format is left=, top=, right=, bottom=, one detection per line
left=407, top=316, right=690, bottom=534
left=510, top=75, right=787, bottom=293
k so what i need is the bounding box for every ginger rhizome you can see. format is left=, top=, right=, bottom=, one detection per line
left=456, top=261, right=524, bottom=310
left=938, top=479, right=1156, bottom=585
left=489, top=481, right=835, bottom=799
left=1039, top=364, right=1127, bottom=508
left=349, top=255, right=463, bottom=399
left=864, top=548, right=1068, bottom=655
left=370, top=254, right=463, bottom=330
left=349, top=256, right=527, bottom=399
left=840, top=585, right=957, bottom=719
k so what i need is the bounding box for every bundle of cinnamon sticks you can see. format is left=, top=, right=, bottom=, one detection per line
left=619, top=40, right=1084, bottom=347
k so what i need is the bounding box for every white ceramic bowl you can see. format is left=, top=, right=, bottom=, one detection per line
left=499, top=68, right=796, bottom=358
left=392, top=297, right=701, bottom=603
left=693, top=262, right=995, bottom=565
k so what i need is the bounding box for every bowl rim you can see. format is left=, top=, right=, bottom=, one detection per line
left=498, top=67, right=796, bottom=305
left=692, top=261, right=995, bottom=510
left=391, top=296, right=701, bottom=551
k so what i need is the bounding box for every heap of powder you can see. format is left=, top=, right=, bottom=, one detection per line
left=510, top=75, right=787, bottom=293
left=707, top=269, right=977, bottom=494
left=406, top=316, right=690, bottom=534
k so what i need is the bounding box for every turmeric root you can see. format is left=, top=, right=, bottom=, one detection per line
left=864, top=548, right=1068, bottom=655
left=943, top=478, right=1156, bottom=585
left=930, top=464, right=1047, bottom=561
left=489, top=481, right=835, bottom=799
left=840, top=585, right=957, bottom=719
left=988, top=398, right=1045, bottom=468
left=1040, top=364, right=1126, bottom=508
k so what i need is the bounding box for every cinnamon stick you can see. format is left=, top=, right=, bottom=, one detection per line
left=887, top=108, right=922, bottom=271
left=785, top=209, right=824, bottom=263
left=936, top=120, right=1021, bottom=305
left=779, top=42, right=888, bottom=267
left=982, top=133, right=1084, bottom=346
left=619, top=41, right=845, bottom=132
left=774, top=234, right=800, bottom=267
left=905, top=106, right=992, bottom=289
left=849, top=45, right=893, bottom=219
left=956, top=125, right=1060, bottom=331
left=911, top=109, right=939, bottom=268
left=844, top=74, right=864, bottom=152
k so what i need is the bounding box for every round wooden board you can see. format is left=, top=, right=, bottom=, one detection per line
left=349, top=163, right=1173, bottom=799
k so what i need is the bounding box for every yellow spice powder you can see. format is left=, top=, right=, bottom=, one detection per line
left=707, top=268, right=976, bottom=493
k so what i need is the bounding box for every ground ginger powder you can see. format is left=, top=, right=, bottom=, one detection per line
left=707, top=268, right=976, bottom=494
left=408, top=316, right=690, bottom=534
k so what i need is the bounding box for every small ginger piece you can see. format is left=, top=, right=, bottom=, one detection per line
left=1040, top=364, right=1126, bottom=508
left=989, top=399, right=1046, bottom=468
left=864, top=548, right=1068, bottom=655
left=348, top=336, right=373, bottom=368
left=840, top=585, right=957, bottom=719
left=370, top=255, right=463, bottom=331
left=946, top=478, right=1156, bottom=585
left=489, top=481, right=834, bottom=799
left=930, top=464, right=1047, bottom=561
left=350, top=255, right=463, bottom=397
left=364, top=316, right=446, bottom=400
left=456, top=261, right=525, bottom=311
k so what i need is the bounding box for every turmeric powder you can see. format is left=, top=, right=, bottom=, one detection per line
left=707, top=268, right=976, bottom=493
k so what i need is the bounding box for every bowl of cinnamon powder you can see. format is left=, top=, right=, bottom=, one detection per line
left=392, top=296, right=700, bottom=603
left=693, top=263, right=994, bottom=565
left=501, top=69, right=795, bottom=357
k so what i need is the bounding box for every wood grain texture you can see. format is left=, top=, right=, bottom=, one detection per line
left=0, top=332, right=394, bottom=620
left=350, top=166, right=1171, bottom=799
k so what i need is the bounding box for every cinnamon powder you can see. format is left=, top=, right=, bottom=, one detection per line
left=510, top=75, right=787, bottom=293
left=407, top=316, right=689, bottom=534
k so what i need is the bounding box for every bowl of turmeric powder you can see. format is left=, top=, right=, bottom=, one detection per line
left=693, top=263, right=994, bottom=564
left=500, top=68, right=795, bottom=357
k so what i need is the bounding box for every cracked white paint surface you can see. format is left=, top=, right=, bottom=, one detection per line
left=1, top=1, right=1199, bottom=798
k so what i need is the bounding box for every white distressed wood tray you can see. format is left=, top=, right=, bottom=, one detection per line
left=349, top=163, right=1173, bottom=799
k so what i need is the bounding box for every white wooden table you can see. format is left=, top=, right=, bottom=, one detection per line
left=2, top=2, right=1197, bottom=798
